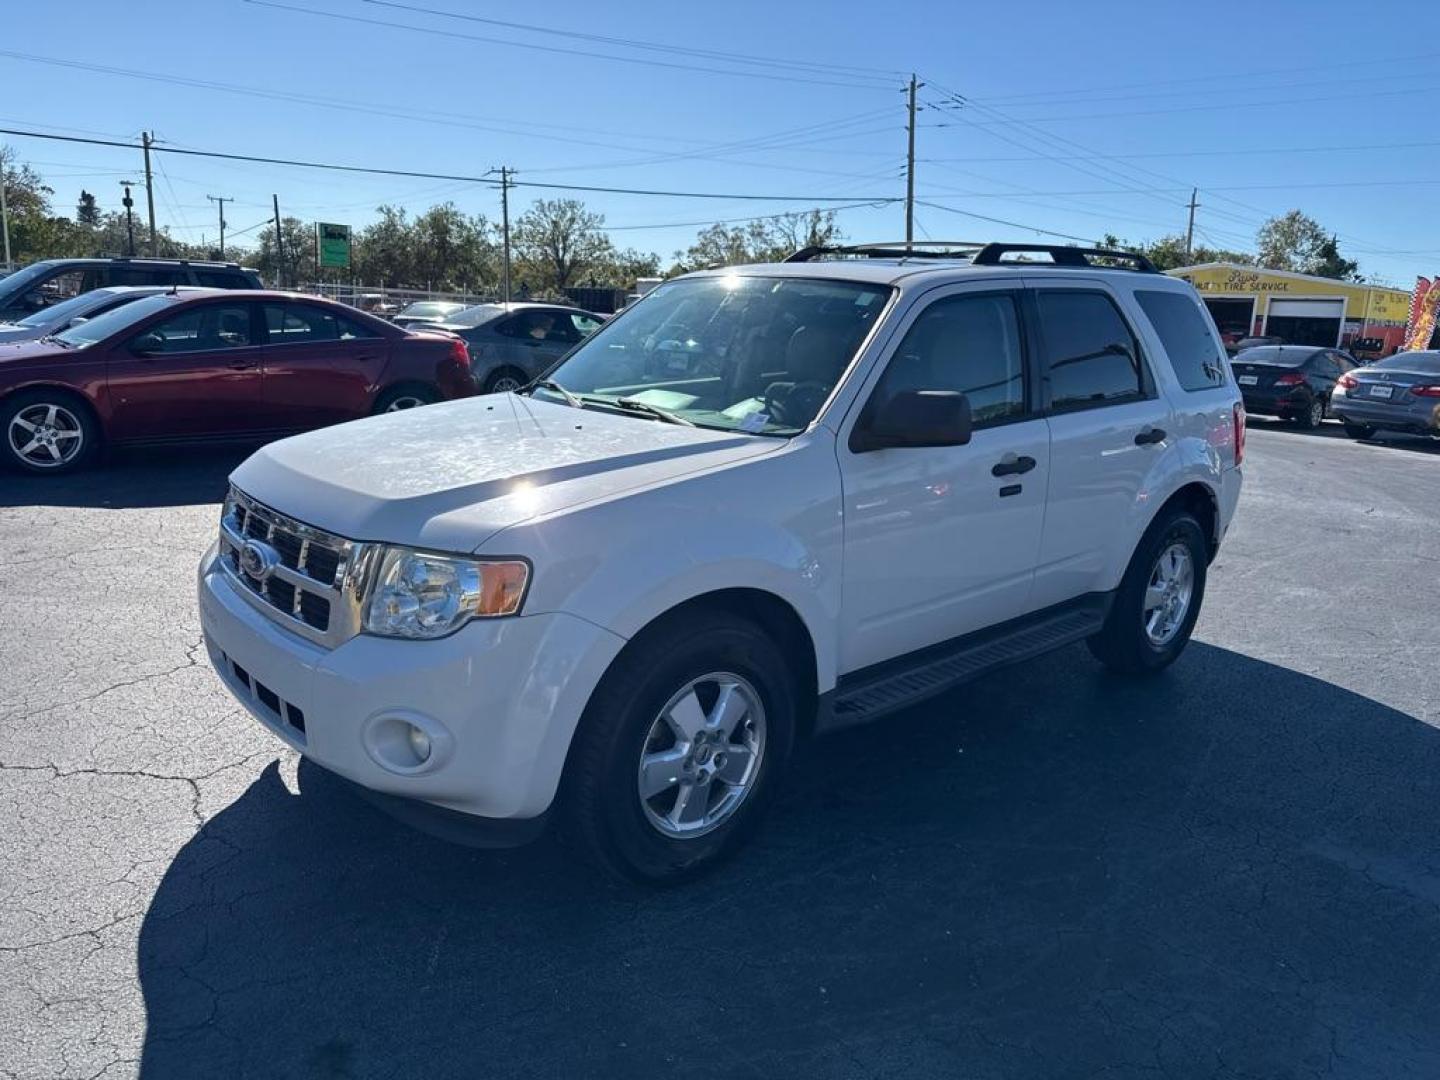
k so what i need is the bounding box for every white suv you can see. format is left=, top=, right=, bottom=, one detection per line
left=197, top=243, right=1244, bottom=882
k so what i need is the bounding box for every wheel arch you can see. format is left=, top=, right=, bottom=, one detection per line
left=0, top=382, right=107, bottom=438
left=1150, top=480, right=1220, bottom=561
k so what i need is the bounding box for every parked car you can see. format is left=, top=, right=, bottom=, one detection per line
left=0, top=258, right=261, bottom=323
left=197, top=242, right=1243, bottom=883
left=1230, top=345, right=1359, bottom=428
left=1226, top=334, right=1283, bottom=357
left=414, top=302, right=606, bottom=392
left=0, top=290, right=474, bottom=474
left=1332, top=350, right=1440, bottom=440
left=0, top=285, right=215, bottom=344
left=391, top=300, right=470, bottom=330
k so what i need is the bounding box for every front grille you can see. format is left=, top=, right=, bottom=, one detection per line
left=222, top=649, right=307, bottom=741
left=218, top=487, right=369, bottom=647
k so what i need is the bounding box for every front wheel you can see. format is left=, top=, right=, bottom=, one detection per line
left=561, top=611, right=797, bottom=884
left=2, top=390, right=98, bottom=475
left=1087, top=508, right=1208, bottom=675
left=373, top=384, right=439, bottom=414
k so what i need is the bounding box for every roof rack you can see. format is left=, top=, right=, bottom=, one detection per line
left=784, top=241, right=983, bottom=263
left=111, top=256, right=243, bottom=269
left=970, top=244, right=1159, bottom=273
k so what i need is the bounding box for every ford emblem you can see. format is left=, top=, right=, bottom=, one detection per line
left=239, top=539, right=279, bottom=581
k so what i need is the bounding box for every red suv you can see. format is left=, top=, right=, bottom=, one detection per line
left=0, top=290, right=476, bottom=474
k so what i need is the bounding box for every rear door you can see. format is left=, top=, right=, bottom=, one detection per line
left=1029, top=282, right=1173, bottom=609
left=259, top=301, right=388, bottom=429
left=490, top=309, right=578, bottom=377
left=105, top=300, right=264, bottom=440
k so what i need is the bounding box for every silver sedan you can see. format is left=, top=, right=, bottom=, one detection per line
left=414, top=302, right=607, bottom=393
left=1333, top=351, right=1440, bottom=440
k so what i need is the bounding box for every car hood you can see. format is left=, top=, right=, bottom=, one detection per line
left=0, top=338, right=70, bottom=364
left=230, top=394, right=782, bottom=552
left=0, top=324, right=43, bottom=343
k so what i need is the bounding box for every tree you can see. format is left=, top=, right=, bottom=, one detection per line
left=246, top=216, right=318, bottom=287
left=410, top=203, right=496, bottom=291
left=75, top=190, right=100, bottom=227
left=512, top=198, right=612, bottom=292
left=675, top=210, right=842, bottom=271
left=1099, top=232, right=1252, bottom=272
left=1255, top=210, right=1360, bottom=280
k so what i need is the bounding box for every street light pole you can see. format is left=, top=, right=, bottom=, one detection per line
left=0, top=155, right=11, bottom=271
left=120, top=182, right=136, bottom=256
left=207, top=194, right=231, bottom=258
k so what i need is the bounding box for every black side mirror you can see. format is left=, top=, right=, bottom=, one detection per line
left=22, top=291, right=48, bottom=312
left=851, top=389, right=973, bottom=452
left=130, top=333, right=165, bottom=357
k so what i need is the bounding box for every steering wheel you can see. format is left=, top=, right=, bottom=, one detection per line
left=763, top=381, right=831, bottom=425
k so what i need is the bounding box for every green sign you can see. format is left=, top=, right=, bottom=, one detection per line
left=317, top=222, right=351, bottom=269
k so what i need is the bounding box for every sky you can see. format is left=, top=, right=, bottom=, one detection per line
left=4, top=0, right=1440, bottom=285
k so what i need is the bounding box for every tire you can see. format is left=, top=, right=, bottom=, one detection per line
left=1295, top=397, right=1324, bottom=429
left=481, top=367, right=527, bottom=394
left=1, top=389, right=99, bottom=475
left=1343, top=422, right=1375, bottom=440
left=372, top=384, right=439, bottom=414
left=1087, top=507, right=1208, bottom=675
left=561, top=610, right=798, bottom=885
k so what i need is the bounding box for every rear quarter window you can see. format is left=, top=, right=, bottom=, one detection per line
left=1134, top=289, right=1229, bottom=391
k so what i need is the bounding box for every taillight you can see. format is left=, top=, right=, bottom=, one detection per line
left=447, top=336, right=470, bottom=369
left=1411, top=384, right=1440, bottom=397
left=1233, top=401, right=1246, bottom=466
left=1273, top=372, right=1305, bottom=386
left=1337, top=373, right=1358, bottom=389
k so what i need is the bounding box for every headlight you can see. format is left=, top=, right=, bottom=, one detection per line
left=363, top=547, right=529, bottom=639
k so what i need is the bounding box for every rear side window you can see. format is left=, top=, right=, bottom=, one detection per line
left=100, top=266, right=184, bottom=287
left=1036, top=290, right=1145, bottom=411
left=872, top=292, right=1027, bottom=426
left=195, top=269, right=248, bottom=288
left=264, top=303, right=375, bottom=343
left=1134, top=289, right=1228, bottom=391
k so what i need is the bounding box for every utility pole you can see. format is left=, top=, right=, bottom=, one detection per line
left=207, top=194, right=231, bottom=258
left=272, top=194, right=285, bottom=288
left=495, top=167, right=513, bottom=303
left=1184, top=187, right=1200, bottom=262
left=905, top=73, right=919, bottom=250
left=142, top=131, right=158, bottom=255
left=0, top=152, right=11, bottom=271
left=120, top=182, right=137, bottom=256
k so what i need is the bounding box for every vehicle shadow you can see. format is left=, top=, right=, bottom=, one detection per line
left=1246, top=415, right=1440, bottom=455
left=135, top=642, right=1440, bottom=1078
left=0, top=444, right=253, bottom=509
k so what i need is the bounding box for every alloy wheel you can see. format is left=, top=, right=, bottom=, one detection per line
left=384, top=396, right=428, bottom=412
left=637, top=672, right=766, bottom=839
left=1143, top=541, right=1195, bottom=646
left=488, top=375, right=523, bottom=393
left=7, top=402, right=84, bottom=469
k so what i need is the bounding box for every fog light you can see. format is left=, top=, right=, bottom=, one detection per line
left=406, top=723, right=432, bottom=764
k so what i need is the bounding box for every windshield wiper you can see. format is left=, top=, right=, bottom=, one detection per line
left=529, top=378, right=582, bottom=408
left=610, top=397, right=695, bottom=426
left=39, top=335, right=74, bottom=348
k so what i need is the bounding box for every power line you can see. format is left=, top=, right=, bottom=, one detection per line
left=0, top=125, right=909, bottom=203
left=362, top=0, right=907, bottom=80
left=923, top=138, right=1440, bottom=164
left=243, top=0, right=896, bottom=90
left=915, top=200, right=1095, bottom=243
left=606, top=199, right=895, bottom=232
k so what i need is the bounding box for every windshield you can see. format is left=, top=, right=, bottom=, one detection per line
left=1372, top=351, right=1440, bottom=374
left=399, top=301, right=463, bottom=319
left=536, top=275, right=891, bottom=434
left=14, top=290, right=114, bottom=328
left=1234, top=346, right=1309, bottom=367
left=52, top=293, right=178, bottom=348
left=0, top=260, right=61, bottom=298
left=447, top=303, right=506, bottom=328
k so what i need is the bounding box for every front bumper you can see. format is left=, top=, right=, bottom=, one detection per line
left=198, top=545, right=627, bottom=824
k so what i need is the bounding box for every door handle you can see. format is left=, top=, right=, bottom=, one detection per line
left=1134, top=427, right=1167, bottom=446
left=991, top=454, right=1037, bottom=477
left=227, top=360, right=256, bottom=371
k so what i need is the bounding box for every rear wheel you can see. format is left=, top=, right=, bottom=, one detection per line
left=1295, top=397, right=1325, bottom=429
left=1087, top=507, right=1208, bottom=675
left=1, top=390, right=98, bottom=475
left=373, top=384, right=439, bottom=414
left=482, top=367, right=527, bottom=394
left=1343, top=422, right=1375, bottom=440
left=561, top=610, right=797, bottom=885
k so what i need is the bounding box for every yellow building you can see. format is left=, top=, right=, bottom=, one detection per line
left=1167, top=263, right=1411, bottom=354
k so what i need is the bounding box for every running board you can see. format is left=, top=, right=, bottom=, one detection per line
left=822, top=594, right=1112, bottom=730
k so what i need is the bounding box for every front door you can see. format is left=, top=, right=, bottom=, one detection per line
left=1028, top=284, right=1174, bottom=609
left=837, top=287, right=1050, bottom=675
left=259, top=301, right=386, bottom=429
left=105, top=300, right=263, bottom=440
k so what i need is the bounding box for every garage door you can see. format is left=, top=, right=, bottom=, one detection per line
left=1265, top=298, right=1344, bottom=347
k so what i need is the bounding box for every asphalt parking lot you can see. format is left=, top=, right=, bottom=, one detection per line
left=2, top=420, right=1439, bottom=1080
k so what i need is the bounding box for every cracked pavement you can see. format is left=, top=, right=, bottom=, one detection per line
left=2, top=423, right=1439, bottom=1080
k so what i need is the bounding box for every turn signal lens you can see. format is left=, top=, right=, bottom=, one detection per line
left=1273, top=372, right=1305, bottom=386
left=1337, top=373, right=1358, bottom=390
left=1233, top=401, right=1246, bottom=466
left=1411, top=384, right=1440, bottom=397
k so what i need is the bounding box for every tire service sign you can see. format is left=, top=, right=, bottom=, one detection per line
left=317, top=222, right=351, bottom=269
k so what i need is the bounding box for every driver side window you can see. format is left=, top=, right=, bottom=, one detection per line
left=871, top=292, right=1027, bottom=426
left=131, top=305, right=253, bottom=355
